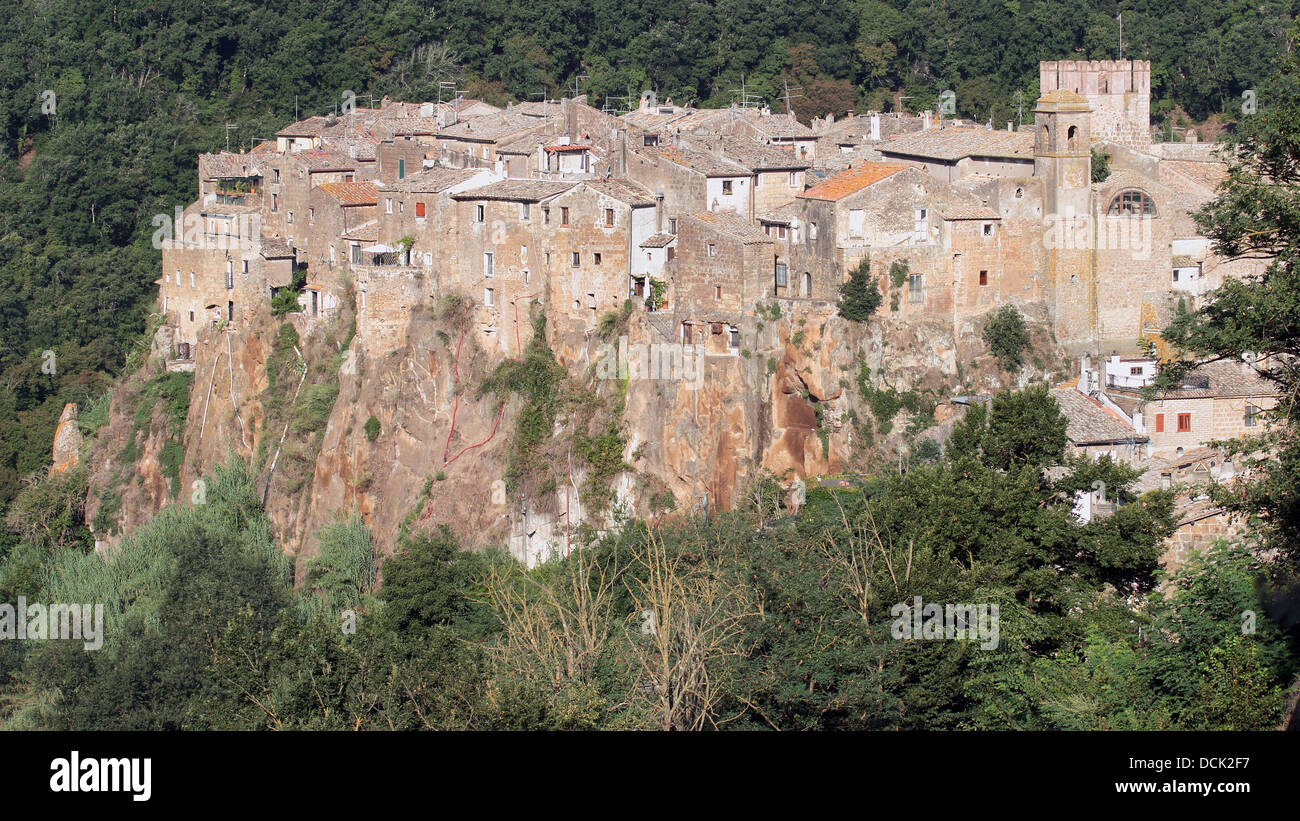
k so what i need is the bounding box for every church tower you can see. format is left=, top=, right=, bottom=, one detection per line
left=1034, top=89, right=1092, bottom=218
left=1035, top=89, right=1097, bottom=349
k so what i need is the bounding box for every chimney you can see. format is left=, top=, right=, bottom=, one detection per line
left=922, top=111, right=932, bottom=130
left=870, top=113, right=881, bottom=141
left=655, top=192, right=664, bottom=233
left=1007, top=121, right=1013, bottom=131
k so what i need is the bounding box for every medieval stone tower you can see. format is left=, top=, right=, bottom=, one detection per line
left=1036, top=89, right=1097, bottom=347
left=1040, top=59, right=1151, bottom=147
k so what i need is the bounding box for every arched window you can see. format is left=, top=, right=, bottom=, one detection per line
left=1040, top=124, right=1050, bottom=151
left=1067, top=125, right=1078, bottom=151
left=1107, top=190, right=1157, bottom=216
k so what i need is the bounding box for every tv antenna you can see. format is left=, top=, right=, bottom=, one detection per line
left=224, top=122, right=238, bottom=152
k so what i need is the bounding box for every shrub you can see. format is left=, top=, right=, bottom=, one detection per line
left=364, top=415, right=380, bottom=442
left=838, top=259, right=883, bottom=321
left=983, top=305, right=1031, bottom=372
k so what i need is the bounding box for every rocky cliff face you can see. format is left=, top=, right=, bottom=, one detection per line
left=82, top=292, right=1066, bottom=568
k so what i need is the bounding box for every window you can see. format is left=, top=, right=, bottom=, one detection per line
left=979, top=270, right=988, bottom=286
left=605, top=208, right=615, bottom=227
left=1172, top=269, right=1180, bottom=282
left=271, top=193, right=279, bottom=212
left=382, top=198, right=391, bottom=214
left=561, top=207, right=570, bottom=226
left=225, top=261, right=234, bottom=290
left=309, top=207, right=315, bottom=223
left=190, top=272, right=195, bottom=288
left=722, top=180, right=733, bottom=195
left=543, top=207, right=550, bottom=224
left=707, top=243, right=716, bottom=257
left=189, top=311, right=194, bottom=322
left=1245, top=404, right=1258, bottom=427
left=475, top=204, right=485, bottom=222
left=714, top=285, right=722, bottom=300
left=287, top=210, right=294, bottom=224
left=398, top=158, right=405, bottom=179
left=484, top=287, right=494, bottom=307
left=849, top=209, right=865, bottom=237
left=1107, top=190, right=1157, bottom=216
left=775, top=262, right=788, bottom=287
left=416, top=201, right=426, bottom=218
left=242, top=260, right=249, bottom=274
left=1066, top=125, right=1078, bottom=151
left=1177, top=413, right=1192, bottom=432
left=1155, top=413, right=1164, bottom=433
left=273, top=169, right=280, bottom=183
left=801, top=272, right=812, bottom=297
left=351, top=243, right=361, bottom=264
left=1015, top=187, right=1023, bottom=199
left=728, top=327, right=740, bottom=350
left=484, top=252, right=494, bottom=278
left=666, top=247, right=675, bottom=262
left=481, top=146, right=489, bottom=159
left=909, top=273, right=923, bottom=302
left=571, top=252, right=580, bottom=267
left=398, top=201, right=404, bottom=214
left=913, top=208, right=927, bottom=242
left=522, top=269, right=530, bottom=285
left=789, top=171, right=797, bottom=187
left=594, top=253, right=602, bottom=265
left=778, top=225, right=787, bottom=239
left=668, top=218, right=677, bottom=234
left=982, top=223, right=993, bottom=236
left=809, top=222, right=818, bottom=240
left=521, top=202, right=530, bottom=220
left=1130, top=366, right=1144, bottom=376
left=643, top=134, right=659, bottom=147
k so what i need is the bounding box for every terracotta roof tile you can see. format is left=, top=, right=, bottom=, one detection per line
left=797, top=162, right=910, bottom=201
left=317, top=181, right=377, bottom=205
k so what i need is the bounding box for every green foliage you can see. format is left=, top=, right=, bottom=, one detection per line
left=364, top=415, right=381, bottom=442
left=982, top=305, right=1031, bottom=372
left=271, top=288, right=303, bottom=317
left=306, top=512, right=376, bottom=610
left=1091, top=146, right=1111, bottom=182
left=837, top=258, right=883, bottom=321
left=292, top=383, right=339, bottom=434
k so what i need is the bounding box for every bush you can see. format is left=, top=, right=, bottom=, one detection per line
left=983, top=305, right=1031, bottom=372
left=271, top=288, right=302, bottom=316
left=293, top=383, right=339, bottom=433
left=838, top=259, right=883, bottom=321
left=364, top=415, right=380, bottom=442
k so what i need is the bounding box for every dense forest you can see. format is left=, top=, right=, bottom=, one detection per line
left=0, top=0, right=1296, bottom=533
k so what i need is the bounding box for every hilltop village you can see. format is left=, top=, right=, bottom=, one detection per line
left=98, top=59, right=1276, bottom=568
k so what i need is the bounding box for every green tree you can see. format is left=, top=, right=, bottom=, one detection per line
left=837, top=258, right=883, bottom=321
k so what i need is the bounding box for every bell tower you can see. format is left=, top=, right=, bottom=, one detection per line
left=1034, top=89, right=1091, bottom=218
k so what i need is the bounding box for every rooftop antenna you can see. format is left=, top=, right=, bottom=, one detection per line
left=1012, top=89, right=1026, bottom=125
left=728, top=75, right=763, bottom=111
left=782, top=80, right=804, bottom=117
left=437, top=81, right=456, bottom=105
left=1118, top=12, right=1124, bottom=59
left=568, top=73, right=588, bottom=99
left=224, top=122, right=238, bottom=152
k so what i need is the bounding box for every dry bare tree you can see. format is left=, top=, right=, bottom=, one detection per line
left=624, top=528, right=757, bottom=730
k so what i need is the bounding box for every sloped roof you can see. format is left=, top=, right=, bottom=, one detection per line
left=451, top=179, right=576, bottom=202
left=797, top=162, right=910, bottom=201
left=200, top=152, right=260, bottom=179
left=259, top=238, right=295, bottom=259
left=1050, top=388, right=1147, bottom=445
left=581, top=178, right=655, bottom=207
left=341, top=220, right=380, bottom=242
left=719, top=136, right=810, bottom=170
left=685, top=211, right=774, bottom=245
left=1154, top=359, right=1280, bottom=400
left=382, top=166, right=483, bottom=193
left=292, top=149, right=356, bottom=172
left=640, top=233, right=678, bottom=248
left=317, top=181, right=377, bottom=205
left=1036, top=89, right=1091, bottom=109
left=437, top=112, right=541, bottom=141
left=647, top=144, right=749, bottom=177
left=880, top=128, right=1035, bottom=162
